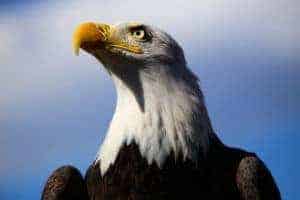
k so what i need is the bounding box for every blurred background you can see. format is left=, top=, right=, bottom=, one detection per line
left=0, top=0, right=299, bottom=199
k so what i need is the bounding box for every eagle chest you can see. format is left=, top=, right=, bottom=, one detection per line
left=85, top=143, right=209, bottom=200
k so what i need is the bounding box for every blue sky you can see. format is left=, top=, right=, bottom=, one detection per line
left=0, top=0, right=299, bottom=199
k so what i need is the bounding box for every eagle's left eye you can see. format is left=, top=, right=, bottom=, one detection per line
left=131, top=29, right=145, bottom=40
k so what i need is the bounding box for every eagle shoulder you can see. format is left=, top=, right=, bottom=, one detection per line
left=236, top=155, right=281, bottom=200
left=41, top=165, right=88, bottom=200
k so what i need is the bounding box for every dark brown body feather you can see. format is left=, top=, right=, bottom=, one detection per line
left=41, top=165, right=88, bottom=200
left=42, top=140, right=280, bottom=200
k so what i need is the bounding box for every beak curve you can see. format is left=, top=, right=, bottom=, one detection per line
left=72, top=22, right=143, bottom=56
left=72, top=22, right=112, bottom=55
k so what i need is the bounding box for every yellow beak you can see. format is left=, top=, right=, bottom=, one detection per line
left=72, top=22, right=112, bottom=55
left=72, top=22, right=143, bottom=55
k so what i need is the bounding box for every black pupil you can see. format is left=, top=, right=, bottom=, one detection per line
left=136, top=31, right=141, bottom=36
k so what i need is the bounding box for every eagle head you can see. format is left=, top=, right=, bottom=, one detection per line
left=73, top=22, right=188, bottom=77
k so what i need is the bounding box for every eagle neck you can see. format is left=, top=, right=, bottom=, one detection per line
left=97, top=64, right=213, bottom=175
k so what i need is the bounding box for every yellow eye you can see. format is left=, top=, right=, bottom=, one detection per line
left=131, top=29, right=145, bottom=39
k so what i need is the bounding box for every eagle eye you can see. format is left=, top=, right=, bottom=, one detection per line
left=131, top=29, right=145, bottom=39
left=129, top=25, right=151, bottom=41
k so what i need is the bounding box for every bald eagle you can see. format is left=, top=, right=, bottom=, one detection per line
left=42, top=22, right=281, bottom=200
